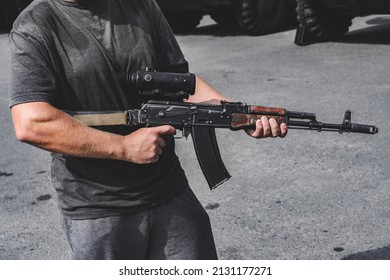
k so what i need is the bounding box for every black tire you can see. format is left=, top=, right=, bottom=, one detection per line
left=209, top=6, right=238, bottom=27
left=296, top=0, right=353, bottom=42
left=236, top=0, right=297, bottom=36
left=162, top=10, right=203, bottom=34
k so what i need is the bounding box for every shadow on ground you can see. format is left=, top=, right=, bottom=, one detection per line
left=339, top=16, right=390, bottom=45
left=343, top=245, right=390, bottom=260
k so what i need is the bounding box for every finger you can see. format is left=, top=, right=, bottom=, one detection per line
left=269, top=118, right=281, bottom=137
left=149, top=155, right=159, bottom=163
left=157, top=136, right=166, bottom=148
left=156, top=125, right=176, bottom=136
left=280, top=123, right=288, bottom=138
left=251, top=119, right=263, bottom=138
left=156, top=146, right=163, bottom=156
left=261, top=116, right=271, bottom=137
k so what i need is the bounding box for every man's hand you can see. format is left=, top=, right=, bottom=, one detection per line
left=123, top=125, right=176, bottom=164
left=246, top=117, right=288, bottom=139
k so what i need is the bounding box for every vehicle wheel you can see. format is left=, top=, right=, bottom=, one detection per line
left=236, top=0, right=297, bottom=36
left=209, top=6, right=238, bottom=27
left=162, top=10, right=203, bottom=34
left=296, top=0, right=353, bottom=41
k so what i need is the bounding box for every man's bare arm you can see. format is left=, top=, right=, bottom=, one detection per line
left=11, top=102, right=175, bottom=163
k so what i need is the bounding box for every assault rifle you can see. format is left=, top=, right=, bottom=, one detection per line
left=69, top=69, right=378, bottom=190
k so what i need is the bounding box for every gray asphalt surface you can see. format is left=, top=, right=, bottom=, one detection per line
left=0, top=15, right=389, bottom=260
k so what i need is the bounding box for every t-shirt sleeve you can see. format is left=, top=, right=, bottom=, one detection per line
left=9, top=31, right=57, bottom=108
left=149, top=1, right=189, bottom=73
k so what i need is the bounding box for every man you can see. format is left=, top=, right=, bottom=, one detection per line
left=9, top=0, right=287, bottom=260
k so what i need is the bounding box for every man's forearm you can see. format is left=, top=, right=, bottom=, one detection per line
left=12, top=102, right=127, bottom=160
left=186, top=76, right=230, bottom=103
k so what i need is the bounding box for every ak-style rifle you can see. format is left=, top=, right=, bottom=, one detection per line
left=69, top=69, right=378, bottom=190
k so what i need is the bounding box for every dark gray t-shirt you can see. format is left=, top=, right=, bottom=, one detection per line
left=9, top=0, right=189, bottom=219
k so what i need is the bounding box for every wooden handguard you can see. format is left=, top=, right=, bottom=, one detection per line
left=231, top=106, right=287, bottom=129
left=248, top=105, right=286, bottom=115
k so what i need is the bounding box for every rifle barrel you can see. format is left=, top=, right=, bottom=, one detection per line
left=287, top=120, right=378, bottom=134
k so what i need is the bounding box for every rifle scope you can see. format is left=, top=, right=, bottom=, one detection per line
left=118, top=68, right=196, bottom=100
